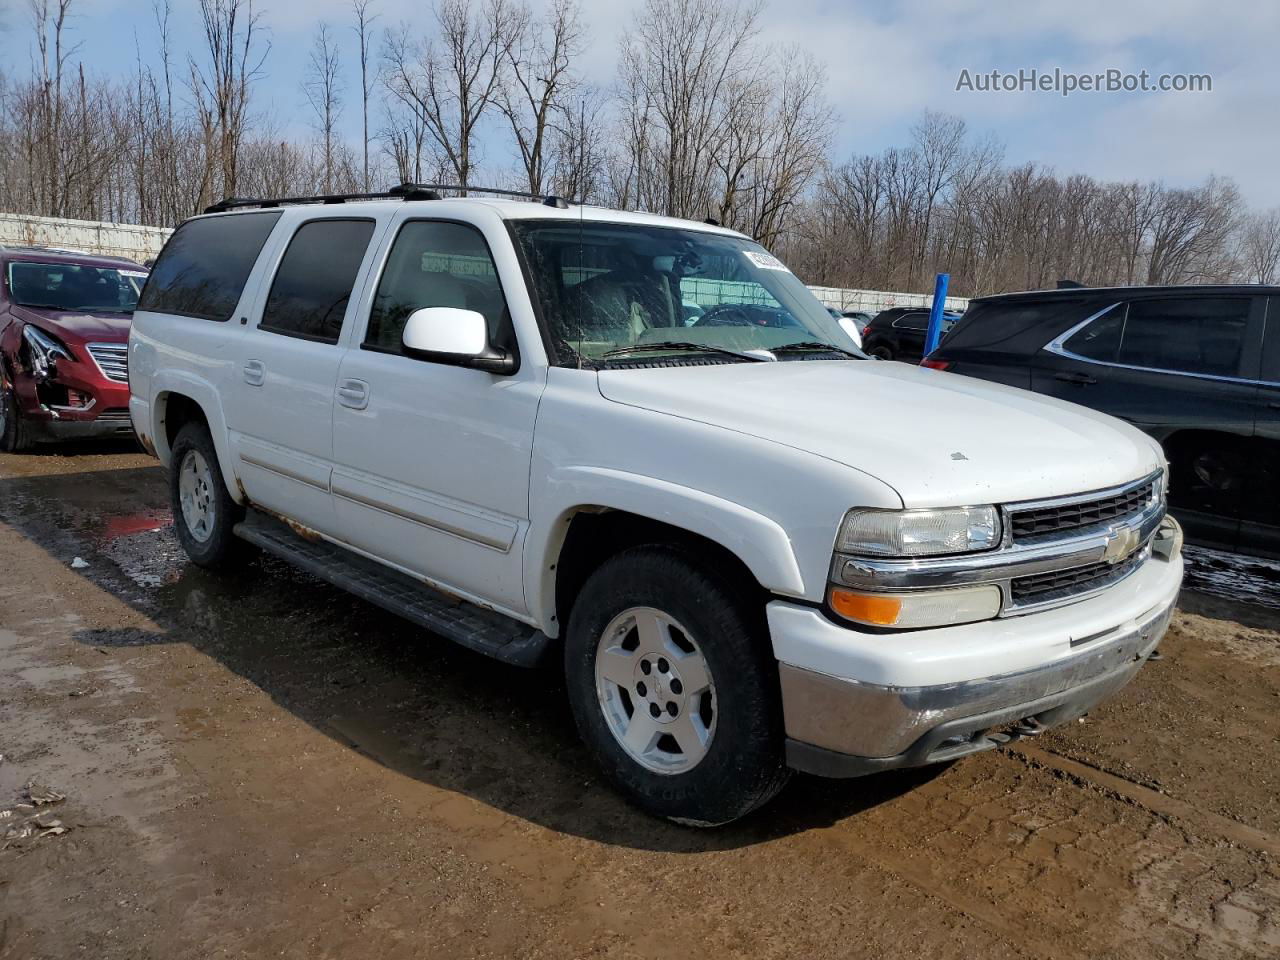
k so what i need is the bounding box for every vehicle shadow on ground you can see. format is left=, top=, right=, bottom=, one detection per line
left=1, top=465, right=940, bottom=852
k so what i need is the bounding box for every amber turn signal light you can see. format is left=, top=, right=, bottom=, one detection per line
left=829, top=588, right=903, bottom=626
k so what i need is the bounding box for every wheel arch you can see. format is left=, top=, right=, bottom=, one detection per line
left=150, top=375, right=245, bottom=504
left=527, top=468, right=808, bottom=638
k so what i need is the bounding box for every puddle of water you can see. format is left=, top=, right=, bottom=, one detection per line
left=99, top=522, right=186, bottom=588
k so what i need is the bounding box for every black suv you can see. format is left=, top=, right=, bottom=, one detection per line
left=926, top=285, right=1280, bottom=557
left=861, top=307, right=962, bottom=363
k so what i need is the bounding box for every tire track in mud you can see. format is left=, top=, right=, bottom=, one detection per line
left=802, top=753, right=1280, bottom=959
left=1009, top=743, right=1280, bottom=858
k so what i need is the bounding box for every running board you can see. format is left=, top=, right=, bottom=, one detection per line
left=233, top=509, right=550, bottom=667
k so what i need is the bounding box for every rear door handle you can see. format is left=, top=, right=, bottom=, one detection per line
left=1054, top=371, right=1097, bottom=385
left=243, top=359, right=265, bottom=386
left=336, top=378, right=369, bottom=410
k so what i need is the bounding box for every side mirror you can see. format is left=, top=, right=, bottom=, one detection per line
left=837, top=317, right=863, bottom=350
left=400, top=307, right=515, bottom=374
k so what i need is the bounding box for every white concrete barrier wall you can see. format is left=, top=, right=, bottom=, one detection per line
left=0, top=212, right=172, bottom=264
left=0, top=212, right=970, bottom=314
left=809, top=285, right=969, bottom=315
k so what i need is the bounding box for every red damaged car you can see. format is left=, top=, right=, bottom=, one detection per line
left=0, top=247, right=148, bottom=451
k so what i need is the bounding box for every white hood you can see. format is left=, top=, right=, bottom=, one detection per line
left=597, top=360, right=1163, bottom=508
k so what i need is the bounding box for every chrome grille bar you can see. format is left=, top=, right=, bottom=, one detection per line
left=87, top=342, right=129, bottom=383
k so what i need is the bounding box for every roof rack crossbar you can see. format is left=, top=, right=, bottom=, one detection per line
left=203, top=182, right=573, bottom=215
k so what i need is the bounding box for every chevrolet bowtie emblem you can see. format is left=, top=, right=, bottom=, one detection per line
left=1102, top=526, right=1140, bottom=563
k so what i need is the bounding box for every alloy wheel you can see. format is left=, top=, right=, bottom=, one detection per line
left=594, top=606, right=717, bottom=775
left=178, top=448, right=217, bottom=543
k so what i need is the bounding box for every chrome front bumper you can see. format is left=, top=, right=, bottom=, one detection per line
left=780, top=588, right=1177, bottom=779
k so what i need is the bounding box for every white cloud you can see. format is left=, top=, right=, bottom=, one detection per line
left=3, top=0, right=1279, bottom=205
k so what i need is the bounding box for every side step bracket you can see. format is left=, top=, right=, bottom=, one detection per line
left=233, top=509, right=550, bottom=667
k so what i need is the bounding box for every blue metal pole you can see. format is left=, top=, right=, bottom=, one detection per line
left=924, top=272, right=950, bottom=356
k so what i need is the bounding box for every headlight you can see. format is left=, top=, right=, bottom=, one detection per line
left=837, top=506, right=1000, bottom=558
left=22, top=324, right=73, bottom=378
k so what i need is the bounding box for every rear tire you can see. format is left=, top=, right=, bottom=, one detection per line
left=0, top=382, right=33, bottom=452
left=564, top=546, right=790, bottom=826
left=868, top=345, right=893, bottom=361
left=169, top=422, right=244, bottom=569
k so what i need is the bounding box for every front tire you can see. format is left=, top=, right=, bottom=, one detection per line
left=169, top=422, right=244, bottom=569
left=564, top=546, right=790, bottom=826
left=0, top=381, right=33, bottom=452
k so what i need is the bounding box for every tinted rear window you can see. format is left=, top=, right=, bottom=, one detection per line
left=139, top=212, right=281, bottom=321
left=260, top=219, right=376, bottom=343
left=943, top=298, right=1090, bottom=351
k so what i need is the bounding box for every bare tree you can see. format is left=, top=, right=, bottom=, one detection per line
left=382, top=0, right=519, bottom=189
left=29, top=0, right=80, bottom=215
left=351, top=0, right=377, bottom=190
left=1241, top=209, right=1280, bottom=284
left=548, top=92, right=605, bottom=202
left=304, top=23, right=344, bottom=192
left=189, top=0, right=268, bottom=204
left=617, top=0, right=765, bottom=220
left=498, top=0, right=583, bottom=195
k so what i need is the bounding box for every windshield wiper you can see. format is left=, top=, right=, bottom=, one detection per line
left=769, top=341, right=863, bottom=359
left=600, top=341, right=773, bottom=364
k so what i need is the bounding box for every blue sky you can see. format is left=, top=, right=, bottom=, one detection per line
left=2, top=0, right=1278, bottom=206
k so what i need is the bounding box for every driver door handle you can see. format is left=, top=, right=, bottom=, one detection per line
left=337, top=378, right=370, bottom=410
left=1054, top=371, right=1097, bottom=386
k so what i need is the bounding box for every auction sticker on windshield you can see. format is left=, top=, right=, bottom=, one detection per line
left=744, top=250, right=788, bottom=271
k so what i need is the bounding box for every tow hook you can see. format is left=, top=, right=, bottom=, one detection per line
left=1010, top=717, right=1046, bottom=737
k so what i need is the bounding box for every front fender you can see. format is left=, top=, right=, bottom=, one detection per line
left=525, top=465, right=808, bottom=633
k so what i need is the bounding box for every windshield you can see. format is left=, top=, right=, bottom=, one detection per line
left=7, top=261, right=147, bottom=314
left=510, top=220, right=860, bottom=366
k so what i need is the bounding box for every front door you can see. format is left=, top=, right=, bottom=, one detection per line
left=1032, top=294, right=1262, bottom=550
left=331, top=215, right=543, bottom=617
left=225, top=217, right=378, bottom=534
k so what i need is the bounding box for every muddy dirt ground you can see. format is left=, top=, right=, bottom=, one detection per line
left=2, top=444, right=1279, bottom=960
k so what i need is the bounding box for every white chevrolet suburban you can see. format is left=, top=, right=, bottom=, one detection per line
left=128, top=186, right=1184, bottom=825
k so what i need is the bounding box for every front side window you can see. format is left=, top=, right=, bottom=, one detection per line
left=260, top=219, right=375, bottom=343
left=509, top=219, right=855, bottom=366
left=7, top=261, right=148, bottom=314
left=138, top=211, right=281, bottom=322
left=366, top=220, right=511, bottom=355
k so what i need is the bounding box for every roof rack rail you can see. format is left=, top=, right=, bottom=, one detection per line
left=396, top=183, right=572, bottom=209
left=203, top=185, right=441, bottom=214
left=203, top=182, right=572, bottom=215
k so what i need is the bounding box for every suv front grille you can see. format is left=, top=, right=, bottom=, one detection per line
left=87, top=342, right=128, bottom=383
left=1010, top=549, right=1146, bottom=605
left=1008, top=478, right=1156, bottom=541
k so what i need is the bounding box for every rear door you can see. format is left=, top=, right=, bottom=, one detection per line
left=224, top=216, right=379, bottom=534
left=891, top=311, right=928, bottom=362
left=1033, top=294, right=1261, bottom=549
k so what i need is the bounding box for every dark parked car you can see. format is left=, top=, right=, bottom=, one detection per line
left=925, top=285, right=1280, bottom=557
left=0, top=246, right=147, bottom=450
left=861, top=307, right=962, bottom=362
